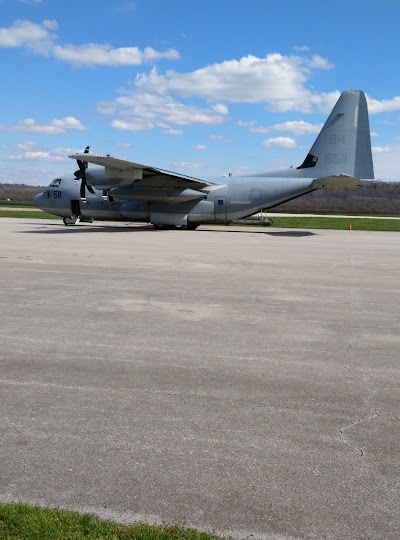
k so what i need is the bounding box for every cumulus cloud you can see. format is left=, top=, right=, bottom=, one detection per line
left=98, top=93, right=227, bottom=131
left=194, top=144, right=207, bottom=150
left=134, top=54, right=336, bottom=112
left=1, top=116, right=86, bottom=135
left=0, top=19, right=180, bottom=67
left=367, top=95, right=400, bottom=114
left=262, top=137, right=297, bottom=148
left=90, top=47, right=400, bottom=132
left=0, top=19, right=57, bottom=54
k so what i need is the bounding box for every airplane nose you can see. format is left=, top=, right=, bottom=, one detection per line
left=32, top=192, right=44, bottom=208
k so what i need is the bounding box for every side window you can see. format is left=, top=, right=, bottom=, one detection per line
left=217, top=199, right=224, bottom=206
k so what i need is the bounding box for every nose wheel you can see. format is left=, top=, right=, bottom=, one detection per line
left=63, top=216, right=78, bottom=226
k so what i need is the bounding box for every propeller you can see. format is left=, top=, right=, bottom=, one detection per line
left=73, top=146, right=95, bottom=200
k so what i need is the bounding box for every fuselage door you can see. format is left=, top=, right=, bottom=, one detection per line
left=214, top=196, right=227, bottom=221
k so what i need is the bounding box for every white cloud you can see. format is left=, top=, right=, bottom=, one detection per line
left=372, top=146, right=391, bottom=154
left=212, top=104, right=229, bottom=115
left=249, top=120, right=323, bottom=135
left=1, top=116, right=86, bottom=135
left=6, top=144, right=81, bottom=162
left=194, top=144, right=207, bottom=150
left=134, top=54, right=335, bottom=112
left=209, top=134, right=229, bottom=142
left=0, top=19, right=180, bottom=67
left=99, top=93, right=227, bottom=131
left=367, top=95, right=400, bottom=114
left=162, top=128, right=182, bottom=135
left=170, top=162, right=201, bottom=169
left=9, top=151, right=64, bottom=161
left=90, top=47, right=400, bottom=133
left=53, top=44, right=179, bottom=67
left=262, top=137, right=297, bottom=148
left=309, top=54, right=333, bottom=69
left=0, top=19, right=57, bottom=54
left=292, top=45, right=310, bottom=52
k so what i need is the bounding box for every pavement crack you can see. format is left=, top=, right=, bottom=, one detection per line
left=339, top=408, right=380, bottom=457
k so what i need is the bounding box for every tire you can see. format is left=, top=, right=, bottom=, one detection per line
left=63, top=217, right=77, bottom=226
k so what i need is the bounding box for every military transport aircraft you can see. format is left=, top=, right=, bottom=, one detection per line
left=32, top=89, right=374, bottom=229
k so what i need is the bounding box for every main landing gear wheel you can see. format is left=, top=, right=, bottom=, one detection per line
left=186, top=223, right=199, bottom=230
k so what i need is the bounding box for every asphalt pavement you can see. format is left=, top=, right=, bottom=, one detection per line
left=0, top=218, right=399, bottom=540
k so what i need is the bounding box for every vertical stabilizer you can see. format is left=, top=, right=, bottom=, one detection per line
left=298, top=90, right=374, bottom=179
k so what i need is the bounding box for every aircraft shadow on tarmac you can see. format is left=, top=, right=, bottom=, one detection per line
left=199, top=228, right=316, bottom=237
left=21, top=223, right=316, bottom=237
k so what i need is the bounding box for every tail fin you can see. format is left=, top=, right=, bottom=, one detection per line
left=298, top=90, right=374, bottom=179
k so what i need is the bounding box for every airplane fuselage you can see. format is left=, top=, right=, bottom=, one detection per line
left=33, top=173, right=316, bottom=226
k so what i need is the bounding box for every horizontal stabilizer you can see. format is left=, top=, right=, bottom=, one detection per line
left=312, top=175, right=362, bottom=189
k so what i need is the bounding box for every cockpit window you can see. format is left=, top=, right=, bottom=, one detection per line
left=49, top=178, right=62, bottom=187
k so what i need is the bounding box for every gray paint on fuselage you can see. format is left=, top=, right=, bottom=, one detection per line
left=33, top=174, right=316, bottom=223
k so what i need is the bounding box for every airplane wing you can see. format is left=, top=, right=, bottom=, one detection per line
left=69, top=153, right=214, bottom=190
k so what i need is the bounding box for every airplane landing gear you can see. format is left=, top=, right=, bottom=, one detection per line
left=63, top=216, right=78, bottom=226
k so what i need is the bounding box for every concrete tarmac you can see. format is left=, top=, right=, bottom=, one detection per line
left=0, top=218, right=399, bottom=540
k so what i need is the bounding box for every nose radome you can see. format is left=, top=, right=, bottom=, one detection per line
left=32, top=192, right=44, bottom=208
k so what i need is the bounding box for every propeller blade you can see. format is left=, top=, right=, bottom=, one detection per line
left=80, top=176, right=86, bottom=200
left=73, top=146, right=92, bottom=199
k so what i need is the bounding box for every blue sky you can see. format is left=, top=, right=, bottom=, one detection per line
left=1, top=0, right=400, bottom=185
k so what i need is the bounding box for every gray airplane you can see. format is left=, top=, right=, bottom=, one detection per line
left=32, top=89, right=373, bottom=229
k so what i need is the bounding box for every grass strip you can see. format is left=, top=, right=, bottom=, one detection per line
left=236, top=216, right=400, bottom=231
left=0, top=210, right=59, bottom=219
left=0, top=201, right=36, bottom=208
left=1, top=211, right=400, bottom=231
left=0, top=503, right=223, bottom=540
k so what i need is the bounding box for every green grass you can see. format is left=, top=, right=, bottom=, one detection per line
left=234, top=216, right=400, bottom=231
left=0, top=210, right=59, bottom=219
left=269, top=210, right=400, bottom=217
left=0, top=201, right=35, bottom=207
left=266, top=216, right=400, bottom=231
left=0, top=503, right=223, bottom=540
left=1, top=210, right=400, bottom=231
